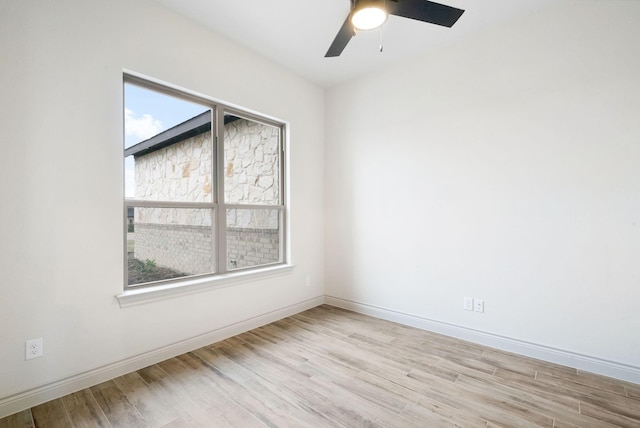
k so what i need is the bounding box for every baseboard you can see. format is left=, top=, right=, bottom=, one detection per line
left=0, top=296, right=324, bottom=419
left=324, top=295, right=640, bottom=385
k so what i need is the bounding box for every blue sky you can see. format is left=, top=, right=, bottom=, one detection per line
left=124, top=83, right=209, bottom=149
left=124, top=83, right=209, bottom=197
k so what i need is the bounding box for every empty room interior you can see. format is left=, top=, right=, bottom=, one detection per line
left=1, top=0, right=639, bottom=426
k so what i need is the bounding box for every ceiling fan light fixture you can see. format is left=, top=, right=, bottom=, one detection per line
left=351, top=0, right=388, bottom=31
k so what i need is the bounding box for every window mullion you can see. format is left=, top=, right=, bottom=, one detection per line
left=123, top=203, right=130, bottom=287
left=215, top=107, right=228, bottom=274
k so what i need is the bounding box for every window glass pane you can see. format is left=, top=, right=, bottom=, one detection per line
left=124, top=83, right=212, bottom=202
left=224, top=113, right=280, bottom=205
left=227, top=208, right=282, bottom=270
left=128, top=207, right=215, bottom=286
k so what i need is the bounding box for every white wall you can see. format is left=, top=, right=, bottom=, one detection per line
left=0, top=0, right=324, bottom=411
left=325, top=0, right=640, bottom=374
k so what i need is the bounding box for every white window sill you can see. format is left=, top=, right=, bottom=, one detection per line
left=116, top=264, right=295, bottom=308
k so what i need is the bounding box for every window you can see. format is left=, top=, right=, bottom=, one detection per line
left=124, top=75, right=286, bottom=290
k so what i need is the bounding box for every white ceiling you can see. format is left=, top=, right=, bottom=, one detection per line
left=154, top=0, right=553, bottom=88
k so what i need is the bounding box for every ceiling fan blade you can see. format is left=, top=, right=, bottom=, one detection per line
left=325, top=15, right=355, bottom=57
left=388, top=0, right=464, bottom=28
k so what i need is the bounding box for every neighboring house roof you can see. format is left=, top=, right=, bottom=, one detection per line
left=125, top=112, right=239, bottom=158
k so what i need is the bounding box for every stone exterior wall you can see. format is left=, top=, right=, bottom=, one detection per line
left=132, top=118, right=281, bottom=275
left=135, top=132, right=213, bottom=202
left=224, top=118, right=280, bottom=207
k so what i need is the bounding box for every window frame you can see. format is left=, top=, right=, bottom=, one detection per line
left=122, top=73, right=288, bottom=293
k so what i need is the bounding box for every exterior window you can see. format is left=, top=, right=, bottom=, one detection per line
left=124, top=75, right=286, bottom=289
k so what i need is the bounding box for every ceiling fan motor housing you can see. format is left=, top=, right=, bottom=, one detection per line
left=353, top=0, right=388, bottom=10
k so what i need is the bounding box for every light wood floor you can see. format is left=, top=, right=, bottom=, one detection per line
left=1, top=305, right=639, bottom=427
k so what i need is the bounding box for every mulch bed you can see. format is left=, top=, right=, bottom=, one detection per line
left=127, top=257, right=185, bottom=285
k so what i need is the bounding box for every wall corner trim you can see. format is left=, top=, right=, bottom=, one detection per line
left=0, top=296, right=324, bottom=419
left=324, top=295, right=640, bottom=385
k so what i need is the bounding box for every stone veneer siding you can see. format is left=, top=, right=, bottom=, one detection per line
left=132, top=118, right=281, bottom=275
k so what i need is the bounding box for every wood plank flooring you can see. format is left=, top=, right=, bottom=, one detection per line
left=1, top=305, right=639, bottom=427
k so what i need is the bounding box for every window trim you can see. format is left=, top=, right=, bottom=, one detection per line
left=122, top=72, right=289, bottom=298
left=116, top=264, right=295, bottom=308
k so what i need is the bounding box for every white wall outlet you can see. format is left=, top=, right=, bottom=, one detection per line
left=26, top=338, right=43, bottom=360
left=463, top=296, right=474, bottom=311
left=305, top=276, right=311, bottom=287
left=474, top=299, right=484, bottom=313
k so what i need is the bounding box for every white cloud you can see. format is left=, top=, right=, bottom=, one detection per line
left=125, top=108, right=164, bottom=140
left=125, top=157, right=136, bottom=198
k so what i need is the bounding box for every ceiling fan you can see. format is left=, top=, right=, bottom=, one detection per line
left=325, top=0, right=465, bottom=57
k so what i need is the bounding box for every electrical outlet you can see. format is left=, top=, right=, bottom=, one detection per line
left=26, top=338, right=43, bottom=360
left=305, top=276, right=311, bottom=287
left=474, top=299, right=484, bottom=313
left=463, top=297, right=473, bottom=311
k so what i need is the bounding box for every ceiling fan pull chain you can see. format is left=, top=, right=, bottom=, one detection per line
left=379, top=26, right=384, bottom=53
